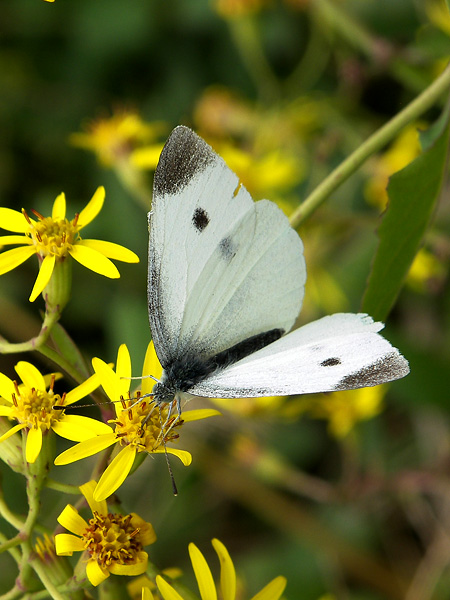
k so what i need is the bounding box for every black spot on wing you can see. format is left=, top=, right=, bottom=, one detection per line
left=333, top=351, right=410, bottom=391
left=219, top=236, right=237, bottom=260
left=193, top=207, right=210, bottom=232
left=153, top=126, right=215, bottom=197
left=321, top=357, right=341, bottom=367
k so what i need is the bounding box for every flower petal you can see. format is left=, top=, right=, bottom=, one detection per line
left=80, top=480, right=108, bottom=516
left=0, top=406, right=13, bottom=417
left=57, top=504, right=88, bottom=535
left=131, top=144, right=164, bottom=169
left=0, top=235, right=32, bottom=245
left=55, top=533, right=85, bottom=556
left=181, top=409, right=221, bottom=423
left=94, top=445, right=136, bottom=501
left=117, top=343, right=132, bottom=383
left=52, top=193, right=66, bottom=221
left=0, top=246, right=35, bottom=276
left=189, top=543, right=217, bottom=600
left=54, top=432, right=117, bottom=465
left=80, top=239, right=139, bottom=263
left=52, top=415, right=113, bottom=441
left=92, top=357, right=121, bottom=404
left=69, top=244, right=119, bottom=278
left=15, top=362, right=46, bottom=391
left=212, top=539, right=236, bottom=600
left=250, top=576, right=287, bottom=600
left=26, top=427, right=42, bottom=463
left=0, top=423, right=26, bottom=442
left=156, top=575, right=185, bottom=600
left=86, top=557, right=110, bottom=587
left=29, top=255, right=56, bottom=302
left=142, top=586, right=156, bottom=600
left=0, top=208, right=30, bottom=233
left=77, top=186, right=105, bottom=229
left=63, top=373, right=101, bottom=406
left=141, top=341, right=162, bottom=396
left=153, top=447, right=192, bottom=466
left=0, top=373, right=15, bottom=401
left=109, top=551, right=148, bottom=576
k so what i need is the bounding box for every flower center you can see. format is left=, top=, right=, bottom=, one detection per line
left=27, top=215, right=80, bottom=258
left=11, top=383, right=63, bottom=432
left=111, top=399, right=182, bottom=453
left=83, top=511, right=143, bottom=567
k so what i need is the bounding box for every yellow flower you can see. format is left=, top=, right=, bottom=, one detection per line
left=406, top=247, right=447, bottom=294
left=55, top=480, right=156, bottom=587
left=156, top=538, right=287, bottom=600
left=296, top=386, right=386, bottom=438
left=0, top=186, right=139, bottom=302
left=70, top=109, right=165, bottom=170
left=215, top=0, right=269, bottom=18
left=54, top=342, right=220, bottom=501
left=364, top=125, right=422, bottom=209
left=0, top=362, right=110, bottom=463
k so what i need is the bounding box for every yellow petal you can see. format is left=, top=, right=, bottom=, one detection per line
left=52, top=192, right=66, bottom=220
left=86, top=558, right=110, bottom=587
left=69, top=244, right=119, bottom=278
left=0, top=373, right=16, bottom=400
left=117, top=343, right=132, bottom=383
left=153, top=447, right=192, bottom=466
left=109, top=551, right=148, bottom=576
left=94, top=445, right=136, bottom=501
left=189, top=543, right=217, bottom=600
left=142, top=586, right=156, bottom=600
left=64, top=372, right=101, bottom=405
left=141, top=341, right=162, bottom=396
left=156, top=575, right=185, bottom=600
left=52, top=415, right=113, bottom=441
left=80, top=480, right=108, bottom=516
left=29, top=255, right=56, bottom=302
left=54, top=432, right=117, bottom=465
left=80, top=239, right=139, bottom=263
left=55, top=533, right=85, bottom=556
left=26, top=427, right=43, bottom=463
left=92, top=357, right=121, bottom=403
left=0, top=423, right=26, bottom=442
left=0, top=246, right=35, bottom=276
left=250, top=576, right=287, bottom=600
left=0, top=406, right=14, bottom=417
left=15, top=361, right=46, bottom=391
left=181, top=409, right=221, bottom=423
left=0, top=235, right=32, bottom=245
left=212, top=539, right=236, bottom=600
left=0, top=208, right=31, bottom=233
left=77, top=186, right=105, bottom=229
left=57, top=504, right=88, bottom=535
left=131, top=144, right=164, bottom=169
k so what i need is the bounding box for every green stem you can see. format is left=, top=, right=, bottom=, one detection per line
left=0, top=307, right=60, bottom=355
left=30, top=561, right=68, bottom=600
left=45, top=479, right=80, bottom=495
left=290, top=62, right=450, bottom=229
left=227, top=16, right=279, bottom=103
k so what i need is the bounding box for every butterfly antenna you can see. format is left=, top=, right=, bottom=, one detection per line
left=157, top=403, right=178, bottom=496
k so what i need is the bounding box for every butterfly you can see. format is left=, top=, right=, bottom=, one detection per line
left=147, top=126, right=409, bottom=413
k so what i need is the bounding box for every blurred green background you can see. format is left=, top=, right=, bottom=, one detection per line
left=1, top=0, right=450, bottom=598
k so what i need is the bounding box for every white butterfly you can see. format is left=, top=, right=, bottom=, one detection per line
left=148, top=126, right=409, bottom=410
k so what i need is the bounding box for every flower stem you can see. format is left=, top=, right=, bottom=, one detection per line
left=290, top=61, right=450, bottom=229
left=0, top=305, right=60, bottom=354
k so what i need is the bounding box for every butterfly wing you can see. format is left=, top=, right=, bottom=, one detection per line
left=149, top=126, right=306, bottom=367
left=188, top=313, right=410, bottom=397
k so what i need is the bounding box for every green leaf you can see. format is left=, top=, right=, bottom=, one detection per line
left=362, top=118, right=450, bottom=322
left=446, top=0, right=450, bottom=16
left=419, top=100, right=450, bottom=150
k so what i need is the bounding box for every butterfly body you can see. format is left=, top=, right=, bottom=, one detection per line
left=148, top=126, right=409, bottom=407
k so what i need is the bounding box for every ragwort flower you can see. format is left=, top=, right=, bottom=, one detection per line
left=55, top=480, right=156, bottom=586
left=70, top=109, right=165, bottom=170
left=0, top=362, right=110, bottom=463
left=0, top=186, right=139, bottom=302
left=156, top=538, right=287, bottom=600
left=55, top=342, right=220, bottom=501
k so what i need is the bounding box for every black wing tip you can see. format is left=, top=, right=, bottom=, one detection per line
left=334, top=351, right=410, bottom=391
left=153, top=126, right=216, bottom=197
